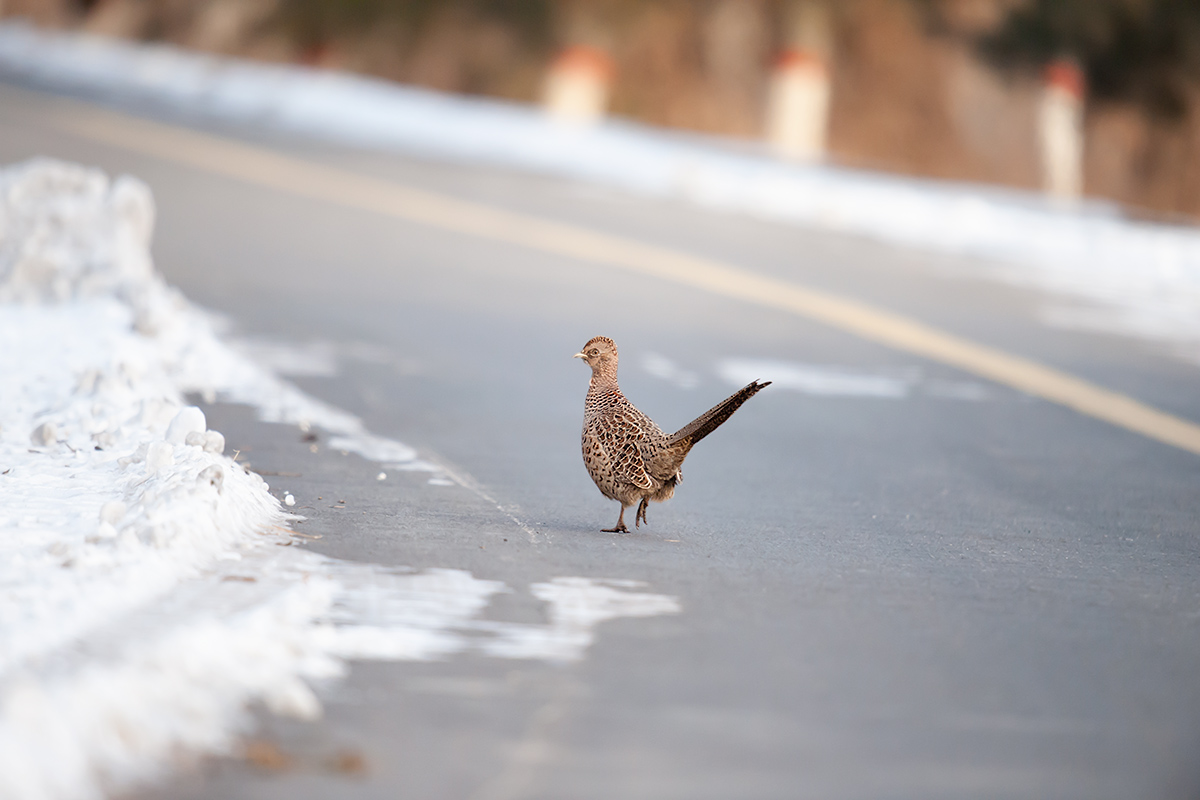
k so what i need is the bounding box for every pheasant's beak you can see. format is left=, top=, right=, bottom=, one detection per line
left=572, top=352, right=586, bottom=360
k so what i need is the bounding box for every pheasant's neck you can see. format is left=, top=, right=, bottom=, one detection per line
left=589, top=365, right=619, bottom=393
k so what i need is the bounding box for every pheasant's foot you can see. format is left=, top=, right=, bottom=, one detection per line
left=635, top=497, right=649, bottom=528
left=604, top=507, right=629, bottom=533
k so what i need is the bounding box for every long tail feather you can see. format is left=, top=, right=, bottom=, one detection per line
left=669, top=380, right=771, bottom=447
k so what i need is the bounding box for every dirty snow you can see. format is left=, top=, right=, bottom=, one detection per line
left=0, top=159, right=679, bottom=800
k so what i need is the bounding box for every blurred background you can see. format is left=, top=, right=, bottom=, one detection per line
left=4, top=0, right=1200, bottom=220
left=4, top=4, right=1200, bottom=799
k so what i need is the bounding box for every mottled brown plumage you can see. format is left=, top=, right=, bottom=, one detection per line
left=574, top=336, right=771, bottom=533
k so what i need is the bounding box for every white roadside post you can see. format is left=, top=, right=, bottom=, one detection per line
left=765, top=0, right=832, bottom=162
left=1038, top=58, right=1085, bottom=202
left=543, top=44, right=613, bottom=125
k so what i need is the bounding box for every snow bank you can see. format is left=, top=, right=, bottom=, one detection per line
left=0, top=159, right=679, bottom=800
left=0, top=22, right=1198, bottom=359
left=0, top=160, right=286, bottom=674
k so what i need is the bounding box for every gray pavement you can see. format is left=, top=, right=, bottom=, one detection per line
left=2, top=82, right=1199, bottom=799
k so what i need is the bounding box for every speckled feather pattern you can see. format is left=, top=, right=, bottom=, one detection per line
left=582, top=385, right=673, bottom=502
left=576, top=336, right=770, bottom=531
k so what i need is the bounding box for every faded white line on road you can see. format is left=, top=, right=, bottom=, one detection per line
left=47, top=102, right=1200, bottom=458
left=421, top=450, right=545, bottom=543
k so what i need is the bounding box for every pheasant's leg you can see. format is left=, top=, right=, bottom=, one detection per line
left=602, top=506, right=629, bottom=533
left=635, top=497, right=649, bottom=528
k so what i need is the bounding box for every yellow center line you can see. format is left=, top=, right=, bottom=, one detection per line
left=47, top=103, right=1200, bottom=458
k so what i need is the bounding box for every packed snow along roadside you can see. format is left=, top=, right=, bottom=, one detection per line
left=1, top=22, right=1199, bottom=361
left=0, top=159, right=679, bottom=800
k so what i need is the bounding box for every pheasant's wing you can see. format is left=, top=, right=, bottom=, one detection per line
left=590, top=411, right=655, bottom=491
left=627, top=409, right=684, bottom=482
left=641, top=440, right=688, bottom=482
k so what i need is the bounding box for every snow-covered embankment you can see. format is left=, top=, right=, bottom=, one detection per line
left=0, top=159, right=678, bottom=800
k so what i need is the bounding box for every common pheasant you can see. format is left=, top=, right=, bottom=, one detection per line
left=574, top=336, right=770, bottom=533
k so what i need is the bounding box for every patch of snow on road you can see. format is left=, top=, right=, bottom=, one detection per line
left=718, top=358, right=991, bottom=400
left=231, top=337, right=339, bottom=378
left=719, top=359, right=916, bottom=398
left=0, top=159, right=680, bottom=800
left=230, top=336, right=422, bottom=380
left=327, top=570, right=679, bottom=665
left=479, top=578, right=683, bottom=662
left=0, top=22, right=1198, bottom=362
left=1037, top=301, right=1200, bottom=364
left=642, top=352, right=699, bottom=389
left=223, top=335, right=436, bottom=470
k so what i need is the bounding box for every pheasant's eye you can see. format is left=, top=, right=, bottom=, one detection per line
left=589, top=349, right=599, bottom=356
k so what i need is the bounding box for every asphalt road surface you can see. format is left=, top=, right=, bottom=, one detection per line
left=2, top=81, right=1199, bottom=800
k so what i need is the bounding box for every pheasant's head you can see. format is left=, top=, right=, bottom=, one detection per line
left=573, top=336, right=618, bottom=374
